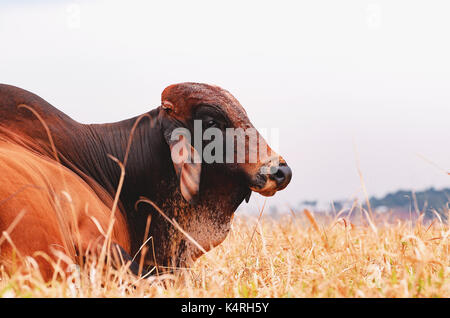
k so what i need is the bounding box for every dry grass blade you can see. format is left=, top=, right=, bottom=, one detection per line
left=0, top=210, right=27, bottom=247
left=303, top=209, right=320, bottom=233
left=15, top=104, right=77, bottom=258
left=245, top=199, right=267, bottom=255
left=363, top=209, right=378, bottom=235
left=17, top=104, right=61, bottom=164
left=353, top=141, right=374, bottom=220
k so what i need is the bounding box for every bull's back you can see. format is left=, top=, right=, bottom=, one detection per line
left=0, top=84, right=80, bottom=149
left=0, top=84, right=70, bottom=121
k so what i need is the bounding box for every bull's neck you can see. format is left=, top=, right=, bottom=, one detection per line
left=70, top=107, right=176, bottom=253
left=74, top=107, right=172, bottom=207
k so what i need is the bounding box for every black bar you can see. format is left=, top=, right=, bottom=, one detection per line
left=0, top=298, right=446, bottom=315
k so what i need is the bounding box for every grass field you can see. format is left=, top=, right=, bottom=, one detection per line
left=1, top=208, right=449, bottom=298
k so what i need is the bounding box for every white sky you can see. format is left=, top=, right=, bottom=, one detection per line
left=0, top=0, right=449, bottom=211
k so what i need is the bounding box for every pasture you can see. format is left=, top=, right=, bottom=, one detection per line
left=1, top=210, right=448, bottom=298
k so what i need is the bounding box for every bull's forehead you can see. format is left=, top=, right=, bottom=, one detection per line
left=162, top=83, right=252, bottom=128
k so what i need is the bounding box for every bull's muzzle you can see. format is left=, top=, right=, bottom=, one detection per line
left=249, top=158, right=292, bottom=197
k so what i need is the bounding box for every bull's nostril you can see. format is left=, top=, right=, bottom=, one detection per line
left=269, top=165, right=292, bottom=189
left=274, top=169, right=284, bottom=179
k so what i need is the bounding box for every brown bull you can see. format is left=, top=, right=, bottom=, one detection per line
left=0, top=83, right=292, bottom=276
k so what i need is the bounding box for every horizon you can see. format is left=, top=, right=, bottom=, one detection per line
left=246, top=185, right=450, bottom=215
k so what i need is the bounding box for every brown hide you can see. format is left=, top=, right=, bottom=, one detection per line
left=0, top=138, right=129, bottom=280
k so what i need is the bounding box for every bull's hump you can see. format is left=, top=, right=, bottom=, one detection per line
left=0, top=84, right=76, bottom=124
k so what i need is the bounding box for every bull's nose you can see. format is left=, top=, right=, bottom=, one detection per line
left=268, top=164, right=292, bottom=190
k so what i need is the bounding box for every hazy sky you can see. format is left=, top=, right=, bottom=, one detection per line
left=1, top=0, right=449, bottom=211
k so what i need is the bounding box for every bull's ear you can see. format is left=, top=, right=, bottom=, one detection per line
left=169, top=134, right=201, bottom=204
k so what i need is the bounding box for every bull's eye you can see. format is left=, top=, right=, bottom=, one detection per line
left=205, top=119, right=218, bottom=128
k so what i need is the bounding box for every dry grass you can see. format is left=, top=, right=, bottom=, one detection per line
left=1, top=210, right=449, bottom=298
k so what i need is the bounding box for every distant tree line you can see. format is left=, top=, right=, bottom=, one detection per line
left=369, top=187, right=449, bottom=220
left=299, top=188, right=449, bottom=221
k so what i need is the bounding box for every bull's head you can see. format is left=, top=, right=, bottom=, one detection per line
left=153, top=83, right=292, bottom=267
